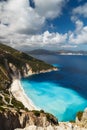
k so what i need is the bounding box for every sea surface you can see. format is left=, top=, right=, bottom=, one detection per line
left=21, top=54, right=87, bottom=121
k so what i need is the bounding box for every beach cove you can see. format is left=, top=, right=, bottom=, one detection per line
left=10, top=55, right=87, bottom=122
left=21, top=55, right=87, bottom=121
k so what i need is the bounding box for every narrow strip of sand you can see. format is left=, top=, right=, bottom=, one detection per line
left=10, top=79, right=37, bottom=110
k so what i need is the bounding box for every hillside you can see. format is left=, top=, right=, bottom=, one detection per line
left=27, top=49, right=57, bottom=55
left=0, top=43, right=57, bottom=89
left=27, top=49, right=87, bottom=56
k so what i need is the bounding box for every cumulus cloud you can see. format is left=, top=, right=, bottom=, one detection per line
left=0, top=0, right=67, bottom=35
left=0, top=30, right=67, bottom=50
left=0, top=0, right=45, bottom=34
left=73, top=3, right=87, bottom=17
left=69, top=20, right=87, bottom=44
left=70, top=3, right=87, bottom=45
left=27, top=31, right=67, bottom=45
left=75, top=20, right=83, bottom=33
left=1, top=0, right=87, bottom=50
left=34, top=0, right=66, bottom=19
left=0, top=0, right=69, bottom=50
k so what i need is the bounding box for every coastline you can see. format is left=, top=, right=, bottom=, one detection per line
left=10, top=79, right=37, bottom=110
left=29, top=67, right=58, bottom=76
left=10, top=67, right=58, bottom=111
left=5, top=69, right=87, bottom=130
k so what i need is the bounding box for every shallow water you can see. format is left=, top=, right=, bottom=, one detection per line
left=21, top=55, right=87, bottom=121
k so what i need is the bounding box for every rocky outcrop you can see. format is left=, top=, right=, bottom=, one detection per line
left=15, top=124, right=87, bottom=130
left=1, top=108, right=87, bottom=130
left=7, top=62, right=33, bottom=79
left=0, top=111, right=21, bottom=130
left=76, top=108, right=87, bottom=129
left=15, top=109, right=87, bottom=130
left=0, top=110, right=58, bottom=130
left=7, top=62, right=57, bottom=80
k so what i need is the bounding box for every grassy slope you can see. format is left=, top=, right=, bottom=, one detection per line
left=0, top=43, right=53, bottom=71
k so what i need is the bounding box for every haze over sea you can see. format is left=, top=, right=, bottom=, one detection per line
left=21, top=54, right=87, bottom=121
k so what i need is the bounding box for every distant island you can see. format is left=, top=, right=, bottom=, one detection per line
left=26, top=49, right=87, bottom=55
left=0, top=43, right=87, bottom=130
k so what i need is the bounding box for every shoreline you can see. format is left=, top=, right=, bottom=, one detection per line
left=29, top=67, right=58, bottom=76
left=10, top=79, right=37, bottom=110
left=10, top=67, right=58, bottom=111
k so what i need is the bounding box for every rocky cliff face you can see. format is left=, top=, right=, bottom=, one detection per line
left=0, top=109, right=58, bottom=130
left=6, top=62, right=33, bottom=79
left=0, top=110, right=21, bottom=130
left=14, top=108, right=87, bottom=130
left=76, top=108, right=87, bottom=129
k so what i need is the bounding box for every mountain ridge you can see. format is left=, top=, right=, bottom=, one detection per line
left=26, top=49, right=87, bottom=55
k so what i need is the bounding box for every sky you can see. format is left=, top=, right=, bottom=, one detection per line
left=0, top=0, right=87, bottom=51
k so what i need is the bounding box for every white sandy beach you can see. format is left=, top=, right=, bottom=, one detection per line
left=10, top=79, right=37, bottom=110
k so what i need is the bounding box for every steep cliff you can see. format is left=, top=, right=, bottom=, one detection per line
left=76, top=108, right=87, bottom=128
left=14, top=109, right=87, bottom=130
left=0, top=109, right=58, bottom=130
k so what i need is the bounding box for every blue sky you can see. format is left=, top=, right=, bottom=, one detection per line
left=0, top=0, right=87, bottom=51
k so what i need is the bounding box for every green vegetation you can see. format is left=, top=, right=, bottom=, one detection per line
left=31, top=110, right=58, bottom=125
left=40, top=109, right=45, bottom=113
left=11, top=97, right=25, bottom=110
left=0, top=97, right=4, bottom=106
left=0, top=43, right=54, bottom=72
left=46, top=112, right=58, bottom=125
left=0, top=106, right=5, bottom=112
left=69, top=120, right=75, bottom=123
left=76, top=111, right=83, bottom=121
left=32, top=110, right=40, bottom=117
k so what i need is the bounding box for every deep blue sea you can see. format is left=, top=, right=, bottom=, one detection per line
left=21, top=55, right=87, bottom=121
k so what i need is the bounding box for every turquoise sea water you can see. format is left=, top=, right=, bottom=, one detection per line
left=21, top=55, right=87, bottom=121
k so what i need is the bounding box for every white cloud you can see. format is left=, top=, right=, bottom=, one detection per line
left=27, top=31, right=67, bottom=45
left=1, top=0, right=87, bottom=50
left=34, top=0, right=66, bottom=19
left=69, top=20, right=87, bottom=44
left=73, top=3, right=87, bottom=17
left=0, top=0, right=67, bottom=35
left=70, top=3, right=87, bottom=45
left=0, top=0, right=45, bottom=34
left=0, top=0, right=69, bottom=50
left=75, top=20, right=83, bottom=33
left=1, top=30, right=67, bottom=49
